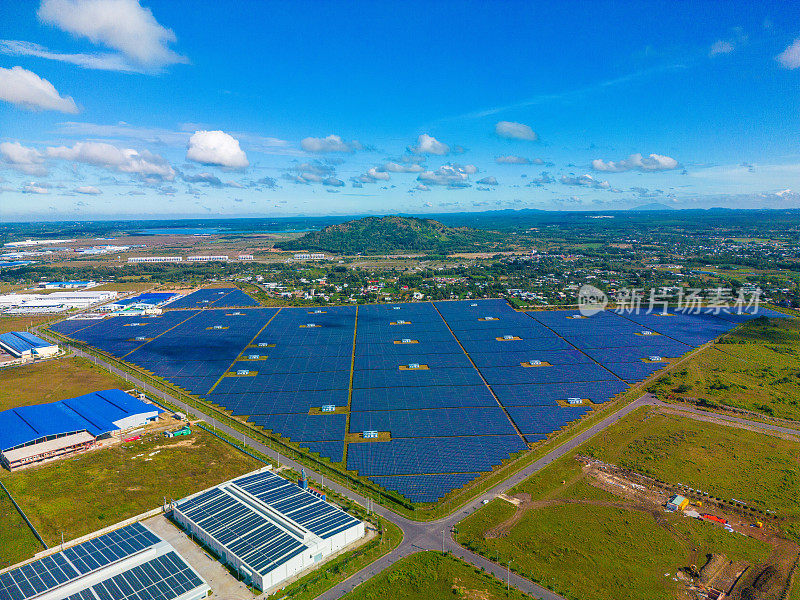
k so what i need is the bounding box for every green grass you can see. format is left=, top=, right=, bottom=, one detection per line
left=584, top=407, right=800, bottom=517
left=0, top=315, right=58, bottom=334
left=268, top=517, right=403, bottom=600
left=0, top=356, right=130, bottom=412
left=0, top=428, right=261, bottom=553
left=0, top=492, right=41, bottom=567
left=456, top=406, right=782, bottom=600
left=648, top=317, right=800, bottom=420
left=339, top=552, right=532, bottom=600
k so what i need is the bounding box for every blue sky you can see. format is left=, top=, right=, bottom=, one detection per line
left=1, top=0, right=800, bottom=220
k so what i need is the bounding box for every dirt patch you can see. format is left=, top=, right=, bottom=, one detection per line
left=452, top=578, right=492, bottom=600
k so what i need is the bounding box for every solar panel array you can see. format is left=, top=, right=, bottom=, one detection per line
left=49, top=289, right=786, bottom=504
left=71, top=552, right=204, bottom=600
left=0, top=523, right=202, bottom=600
left=165, top=287, right=260, bottom=309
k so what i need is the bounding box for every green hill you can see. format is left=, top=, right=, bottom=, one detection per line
left=275, top=215, right=504, bottom=254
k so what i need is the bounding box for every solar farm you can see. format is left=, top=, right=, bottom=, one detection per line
left=49, top=288, right=783, bottom=504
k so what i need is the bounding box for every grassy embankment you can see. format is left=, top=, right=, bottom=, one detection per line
left=457, top=406, right=796, bottom=600
left=340, top=552, right=532, bottom=600
left=0, top=428, right=261, bottom=558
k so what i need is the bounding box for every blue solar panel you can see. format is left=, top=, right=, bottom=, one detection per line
left=506, top=405, right=592, bottom=435
left=346, top=435, right=527, bottom=476
left=369, top=472, right=482, bottom=503
left=349, top=406, right=517, bottom=437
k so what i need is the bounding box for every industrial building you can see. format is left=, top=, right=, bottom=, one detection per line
left=186, top=255, right=228, bottom=262
left=293, top=253, right=326, bottom=260
left=128, top=256, right=183, bottom=263
left=171, top=468, right=364, bottom=592
left=0, top=331, right=59, bottom=359
left=0, top=522, right=210, bottom=600
left=37, top=280, right=98, bottom=289
left=0, top=290, right=117, bottom=314
left=0, top=389, right=161, bottom=470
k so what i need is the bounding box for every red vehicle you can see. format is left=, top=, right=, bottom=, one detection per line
left=123, top=435, right=141, bottom=442
left=702, top=514, right=728, bottom=525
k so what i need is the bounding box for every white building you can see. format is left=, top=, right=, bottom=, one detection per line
left=293, top=253, right=326, bottom=260
left=186, top=255, right=229, bottom=262
left=0, top=290, right=117, bottom=314
left=172, top=468, right=364, bottom=592
left=128, top=256, right=183, bottom=263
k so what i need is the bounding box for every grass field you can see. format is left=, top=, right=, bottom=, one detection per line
left=0, top=315, right=58, bottom=334
left=339, top=552, right=531, bottom=600
left=0, top=428, right=261, bottom=553
left=0, top=356, right=130, bottom=411
left=456, top=406, right=782, bottom=600
left=648, top=317, right=800, bottom=420
left=0, top=492, right=42, bottom=567
left=583, top=407, right=800, bottom=517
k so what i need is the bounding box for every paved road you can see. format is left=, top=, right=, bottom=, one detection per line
left=41, top=333, right=800, bottom=599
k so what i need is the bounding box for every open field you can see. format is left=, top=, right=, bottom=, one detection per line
left=583, top=407, right=800, bottom=517
left=0, top=428, right=261, bottom=554
left=339, top=551, right=532, bottom=600
left=457, top=405, right=795, bottom=600
left=0, top=315, right=58, bottom=334
left=0, top=491, right=41, bottom=567
left=0, top=356, right=130, bottom=411
left=648, top=317, right=800, bottom=421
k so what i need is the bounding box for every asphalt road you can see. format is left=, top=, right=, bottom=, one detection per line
left=41, top=334, right=799, bottom=600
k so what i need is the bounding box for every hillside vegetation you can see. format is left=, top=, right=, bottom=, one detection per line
left=275, top=216, right=506, bottom=255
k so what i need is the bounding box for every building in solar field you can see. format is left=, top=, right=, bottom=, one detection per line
left=0, top=389, right=161, bottom=471
left=171, top=468, right=365, bottom=592
left=0, top=522, right=210, bottom=600
left=0, top=331, right=59, bottom=359
left=293, top=253, right=326, bottom=260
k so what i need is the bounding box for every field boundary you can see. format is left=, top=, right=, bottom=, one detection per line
left=0, top=480, right=47, bottom=551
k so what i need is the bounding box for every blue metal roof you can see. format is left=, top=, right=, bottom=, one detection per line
left=0, top=389, right=161, bottom=452
left=0, top=331, right=53, bottom=355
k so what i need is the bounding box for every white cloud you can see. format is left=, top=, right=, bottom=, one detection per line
left=46, top=141, right=175, bottom=180
left=186, top=131, right=249, bottom=169
left=74, top=185, right=101, bottom=194
left=0, top=142, right=47, bottom=176
left=0, top=40, right=131, bottom=72
left=495, top=121, right=538, bottom=141
left=366, top=167, right=390, bottom=181
left=709, top=40, right=735, bottom=56
left=777, top=38, right=800, bottom=69
left=409, top=134, right=449, bottom=155
left=36, top=0, right=186, bottom=72
left=560, top=173, right=611, bottom=189
left=0, top=66, right=78, bottom=113
left=381, top=161, right=424, bottom=173
left=322, top=177, right=345, bottom=187
left=496, top=155, right=530, bottom=165
left=591, top=153, right=679, bottom=172
left=22, top=182, right=49, bottom=194
left=415, top=184, right=430, bottom=191
left=301, top=134, right=362, bottom=153
left=417, top=165, right=472, bottom=187
left=476, top=176, right=498, bottom=185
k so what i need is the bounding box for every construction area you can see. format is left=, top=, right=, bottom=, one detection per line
left=488, top=455, right=799, bottom=600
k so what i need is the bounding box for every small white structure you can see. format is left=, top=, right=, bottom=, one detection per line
left=362, top=430, right=378, bottom=439
left=293, top=253, right=326, bottom=260
left=529, top=359, right=542, bottom=366
left=649, top=355, right=663, bottom=361
left=321, top=405, right=336, bottom=412
left=566, top=397, right=583, bottom=405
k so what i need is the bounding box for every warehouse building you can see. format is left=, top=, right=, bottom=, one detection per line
left=0, top=389, right=161, bottom=470
left=0, top=290, right=117, bottom=314
left=0, top=331, right=59, bottom=359
left=172, top=468, right=364, bottom=592
left=0, top=522, right=210, bottom=600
